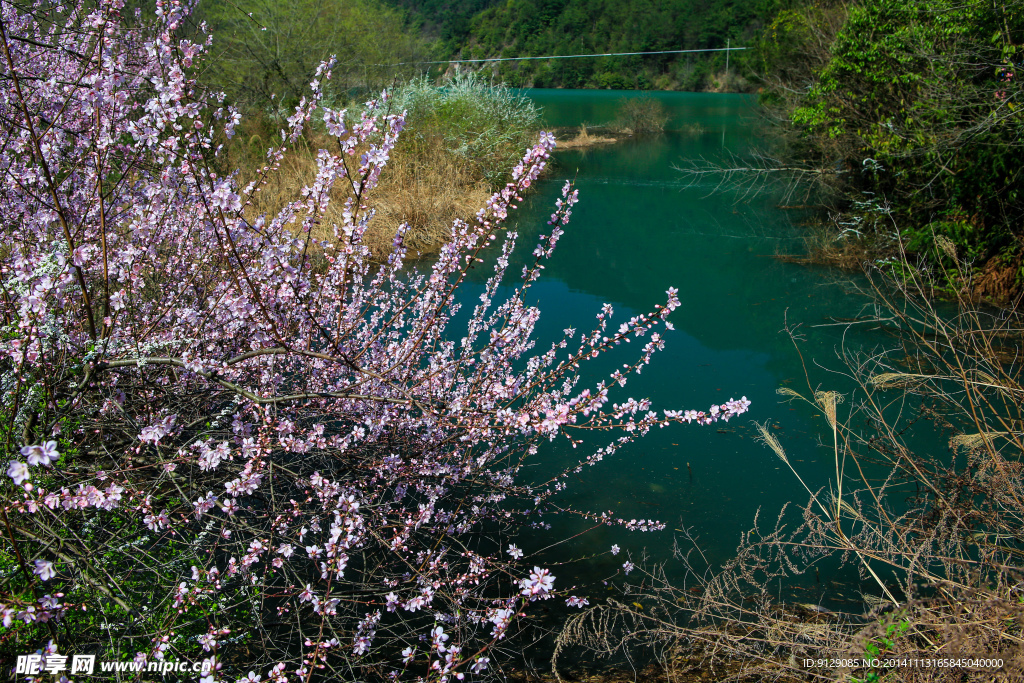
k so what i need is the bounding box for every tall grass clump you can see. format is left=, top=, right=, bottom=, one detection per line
left=392, top=72, right=541, bottom=188
left=555, top=243, right=1024, bottom=681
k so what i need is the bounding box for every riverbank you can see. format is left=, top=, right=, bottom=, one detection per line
left=234, top=125, right=495, bottom=259
left=758, top=0, right=1024, bottom=305
left=775, top=216, right=1024, bottom=307
left=227, top=74, right=541, bottom=260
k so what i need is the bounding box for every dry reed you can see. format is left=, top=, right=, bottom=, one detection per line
left=557, top=124, right=618, bottom=150
left=225, top=75, right=539, bottom=261
left=232, top=124, right=493, bottom=260
left=554, top=241, right=1024, bottom=681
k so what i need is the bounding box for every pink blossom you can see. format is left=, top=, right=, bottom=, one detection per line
left=0, top=2, right=751, bottom=673
left=520, top=566, right=555, bottom=599
left=21, top=442, right=60, bottom=467
left=33, top=559, right=56, bottom=581
left=7, top=462, right=29, bottom=485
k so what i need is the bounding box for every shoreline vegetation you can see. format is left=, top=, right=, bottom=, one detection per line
left=554, top=248, right=1024, bottom=683
left=755, top=0, right=1024, bottom=306
left=224, top=87, right=675, bottom=262
left=226, top=74, right=542, bottom=260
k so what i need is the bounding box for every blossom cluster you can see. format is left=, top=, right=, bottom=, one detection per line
left=0, top=0, right=749, bottom=680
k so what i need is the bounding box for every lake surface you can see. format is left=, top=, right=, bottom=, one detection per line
left=462, top=90, right=889, bottom=595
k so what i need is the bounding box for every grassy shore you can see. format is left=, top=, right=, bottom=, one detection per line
left=224, top=75, right=541, bottom=260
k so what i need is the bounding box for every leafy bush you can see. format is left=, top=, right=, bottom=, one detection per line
left=771, top=0, right=1024, bottom=289
left=612, top=96, right=667, bottom=134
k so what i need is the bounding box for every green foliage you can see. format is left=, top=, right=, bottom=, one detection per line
left=196, top=0, right=427, bottom=109
left=907, top=216, right=990, bottom=264
left=388, top=0, right=787, bottom=90
left=850, top=614, right=912, bottom=683
left=385, top=0, right=505, bottom=45
left=754, top=2, right=847, bottom=106
left=774, top=0, right=1024, bottom=287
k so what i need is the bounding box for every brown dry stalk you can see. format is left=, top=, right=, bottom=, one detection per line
left=554, top=253, right=1024, bottom=682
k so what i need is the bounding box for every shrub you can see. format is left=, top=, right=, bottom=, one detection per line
left=612, top=96, right=667, bottom=134
left=771, top=0, right=1024, bottom=282
left=391, top=72, right=541, bottom=188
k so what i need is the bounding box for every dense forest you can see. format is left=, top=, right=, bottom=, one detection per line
left=194, top=0, right=785, bottom=99
left=385, top=0, right=504, bottom=44
left=385, top=0, right=785, bottom=90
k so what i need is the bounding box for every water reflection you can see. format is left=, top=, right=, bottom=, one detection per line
left=456, top=90, right=886, bottom=590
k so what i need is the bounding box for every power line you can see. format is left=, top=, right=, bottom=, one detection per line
left=378, top=47, right=747, bottom=67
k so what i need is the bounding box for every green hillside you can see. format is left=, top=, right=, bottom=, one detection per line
left=386, top=0, right=505, bottom=41
left=196, top=0, right=428, bottom=107
left=387, top=0, right=786, bottom=90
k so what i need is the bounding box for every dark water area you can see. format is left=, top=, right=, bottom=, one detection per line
left=454, top=90, right=912, bottom=607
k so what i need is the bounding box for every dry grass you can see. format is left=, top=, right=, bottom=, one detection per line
left=773, top=214, right=893, bottom=272
left=557, top=124, right=618, bottom=150
left=369, top=135, right=493, bottom=257
left=226, top=74, right=540, bottom=261
left=704, top=70, right=751, bottom=94
left=232, top=121, right=494, bottom=261
left=554, top=247, right=1024, bottom=682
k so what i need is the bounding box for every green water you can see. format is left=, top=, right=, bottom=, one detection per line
left=466, top=90, right=886, bottom=591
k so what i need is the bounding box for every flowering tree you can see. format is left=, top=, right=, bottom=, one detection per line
left=0, top=0, right=749, bottom=680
